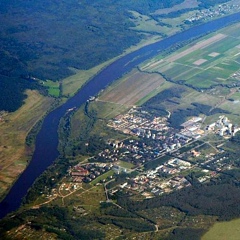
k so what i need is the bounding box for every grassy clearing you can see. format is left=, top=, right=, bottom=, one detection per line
left=118, top=161, right=135, bottom=169
left=42, top=80, right=60, bottom=97
left=130, top=11, right=173, bottom=35
left=0, top=90, right=54, bottom=199
left=129, top=0, right=200, bottom=37
left=76, top=185, right=105, bottom=210
left=153, top=0, right=199, bottom=15
left=202, top=218, right=240, bottom=240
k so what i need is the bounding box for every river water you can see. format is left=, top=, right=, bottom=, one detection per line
left=1, top=12, right=240, bottom=219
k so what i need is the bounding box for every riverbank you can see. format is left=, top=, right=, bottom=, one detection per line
left=0, top=91, right=55, bottom=201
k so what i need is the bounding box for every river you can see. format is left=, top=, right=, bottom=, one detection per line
left=1, top=12, right=240, bottom=219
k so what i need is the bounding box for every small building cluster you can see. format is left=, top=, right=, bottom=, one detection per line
left=206, top=115, right=240, bottom=137
left=69, top=163, right=112, bottom=183
left=108, top=108, right=169, bottom=139
left=179, top=117, right=205, bottom=139
left=185, top=3, right=240, bottom=24
left=111, top=157, right=193, bottom=197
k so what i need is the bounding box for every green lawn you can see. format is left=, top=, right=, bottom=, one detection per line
left=42, top=80, right=60, bottom=97
left=90, top=170, right=115, bottom=185
left=118, top=161, right=135, bottom=169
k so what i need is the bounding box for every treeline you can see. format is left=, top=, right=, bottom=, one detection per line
left=0, top=75, right=42, bottom=112
left=71, top=135, right=108, bottom=157
left=143, top=87, right=185, bottom=107
left=107, top=171, right=138, bottom=190
left=165, top=228, right=206, bottom=240
left=100, top=202, right=137, bottom=218
left=158, top=8, right=198, bottom=19
left=98, top=202, right=155, bottom=232
left=115, top=0, right=184, bottom=14
left=59, top=103, right=108, bottom=158
left=143, top=87, right=185, bottom=118
left=144, top=155, right=172, bottom=170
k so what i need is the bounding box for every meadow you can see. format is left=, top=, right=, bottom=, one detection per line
left=42, top=80, right=60, bottom=97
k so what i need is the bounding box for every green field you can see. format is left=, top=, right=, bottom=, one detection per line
left=42, top=80, right=60, bottom=97
left=202, top=218, right=240, bottom=240
left=141, top=22, right=240, bottom=89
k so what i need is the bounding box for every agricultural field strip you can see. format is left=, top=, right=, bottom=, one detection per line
left=166, top=33, right=227, bottom=62
left=156, top=37, right=240, bottom=83
left=170, top=61, right=205, bottom=70
left=142, top=33, right=227, bottom=71
left=116, top=78, right=163, bottom=106
left=168, top=56, right=238, bottom=80
left=171, top=64, right=204, bottom=80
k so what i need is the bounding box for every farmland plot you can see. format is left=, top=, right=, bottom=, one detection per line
left=141, top=24, right=240, bottom=89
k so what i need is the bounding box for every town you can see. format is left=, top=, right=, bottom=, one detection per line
left=53, top=108, right=238, bottom=202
